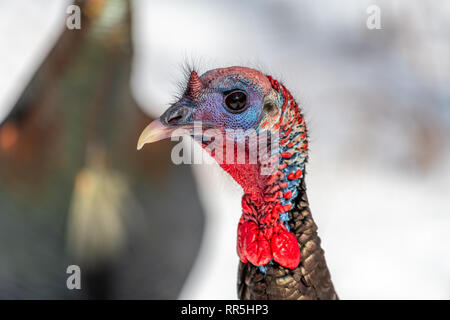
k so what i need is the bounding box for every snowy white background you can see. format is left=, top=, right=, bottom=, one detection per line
left=1, top=0, right=449, bottom=299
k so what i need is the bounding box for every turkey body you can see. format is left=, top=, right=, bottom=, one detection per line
left=238, top=179, right=338, bottom=300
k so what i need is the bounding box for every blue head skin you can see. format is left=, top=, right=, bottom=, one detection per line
left=137, top=66, right=282, bottom=149
left=187, top=68, right=271, bottom=132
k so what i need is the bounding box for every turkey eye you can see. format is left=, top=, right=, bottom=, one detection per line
left=224, top=90, right=248, bottom=112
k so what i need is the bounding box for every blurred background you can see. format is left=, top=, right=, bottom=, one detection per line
left=0, top=0, right=449, bottom=299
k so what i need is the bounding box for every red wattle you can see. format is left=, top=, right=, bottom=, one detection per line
left=246, top=234, right=272, bottom=266
left=271, top=231, right=300, bottom=269
left=238, top=219, right=300, bottom=269
left=237, top=222, right=248, bottom=263
left=237, top=221, right=272, bottom=266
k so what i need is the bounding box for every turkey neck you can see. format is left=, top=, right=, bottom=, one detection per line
left=236, top=77, right=337, bottom=299
left=238, top=177, right=338, bottom=300
left=232, top=79, right=309, bottom=269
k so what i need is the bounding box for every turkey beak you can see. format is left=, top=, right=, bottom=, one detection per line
left=137, top=119, right=170, bottom=150
left=137, top=104, right=193, bottom=150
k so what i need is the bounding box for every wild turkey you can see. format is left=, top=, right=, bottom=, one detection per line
left=137, top=66, right=338, bottom=300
